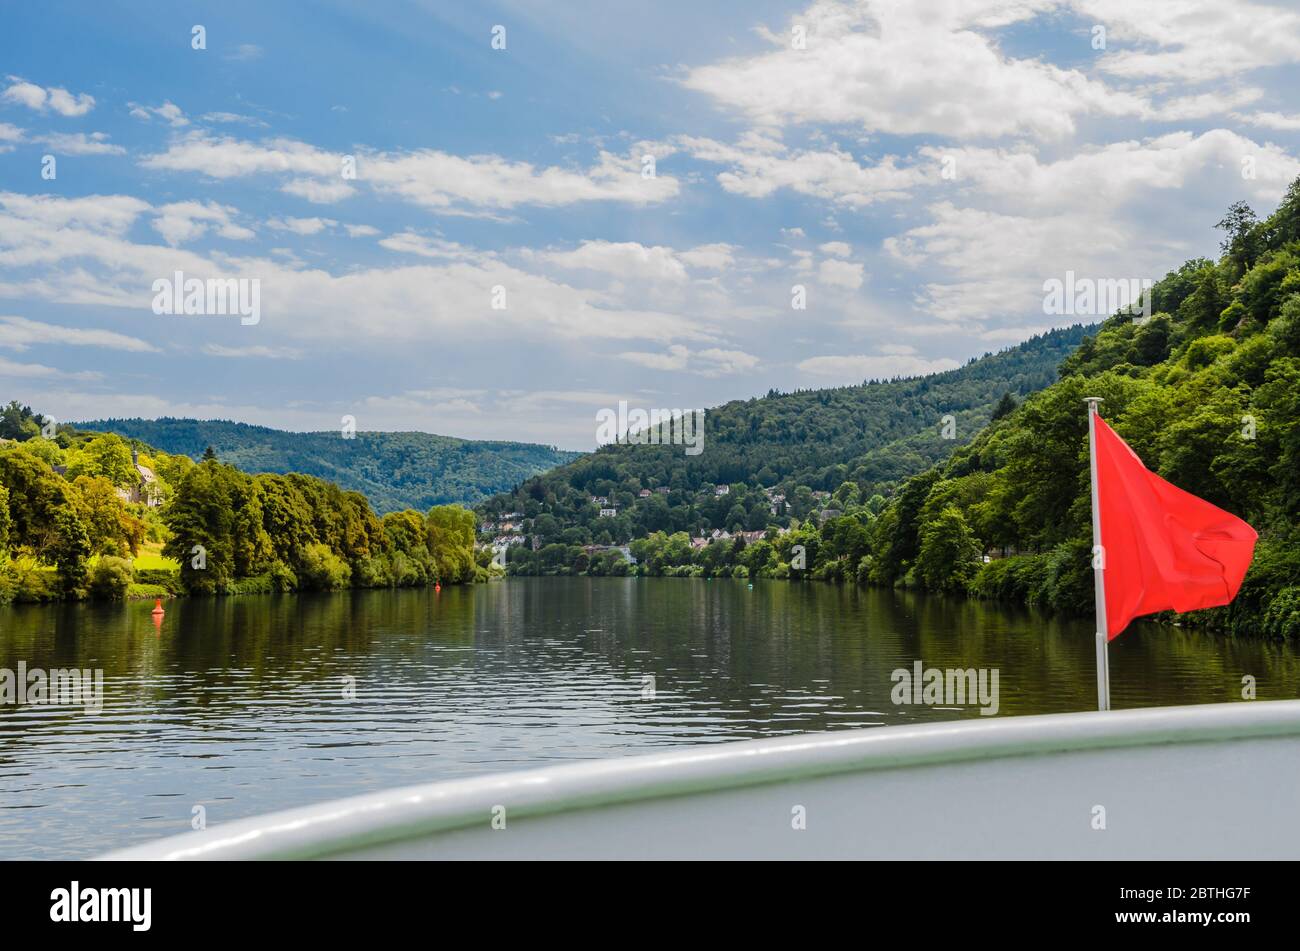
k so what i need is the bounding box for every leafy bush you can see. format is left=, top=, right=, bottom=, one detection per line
left=2, top=564, right=62, bottom=602
left=297, top=542, right=352, bottom=591
left=133, top=567, right=183, bottom=595
left=266, top=559, right=298, bottom=593
left=1260, top=587, right=1300, bottom=639
left=88, top=556, right=133, bottom=600
left=970, top=555, right=1049, bottom=602
left=127, top=583, right=172, bottom=599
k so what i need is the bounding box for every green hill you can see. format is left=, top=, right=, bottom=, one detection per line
left=70, top=419, right=579, bottom=514
left=859, top=181, right=1300, bottom=638
left=476, top=323, right=1093, bottom=549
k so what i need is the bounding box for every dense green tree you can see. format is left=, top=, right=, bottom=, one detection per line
left=163, top=460, right=269, bottom=593
left=0, top=401, right=40, bottom=440
left=382, top=509, right=437, bottom=585
left=0, top=483, right=9, bottom=559
left=916, top=506, right=983, bottom=592
left=0, top=445, right=90, bottom=588
left=255, top=473, right=316, bottom=566
left=427, top=505, right=477, bottom=583
left=20, top=437, right=64, bottom=468
left=64, top=433, right=137, bottom=487
left=69, top=475, right=143, bottom=556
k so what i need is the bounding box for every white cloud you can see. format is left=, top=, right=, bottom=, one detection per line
left=140, top=133, right=680, bottom=213
left=377, top=232, right=478, bottom=260
left=695, top=348, right=761, bottom=375
left=128, top=100, right=188, bottom=127
left=1082, top=0, right=1300, bottom=83
left=265, top=216, right=336, bottom=236
left=363, top=146, right=679, bottom=213
left=921, top=130, right=1300, bottom=213
left=796, top=353, right=960, bottom=382
left=345, top=224, right=380, bottom=238
left=681, top=134, right=930, bottom=206
left=153, top=201, right=254, bottom=246
left=888, top=131, right=1300, bottom=321
left=679, top=243, right=735, bottom=270
left=680, top=1, right=1145, bottom=140
left=819, top=241, right=852, bottom=258
left=536, top=240, right=689, bottom=282
left=2, top=77, right=94, bottom=116
left=139, top=132, right=340, bottom=178
left=0, top=192, right=715, bottom=346
left=202, top=344, right=302, bottom=359
left=0, top=315, right=159, bottom=352
left=1156, top=88, right=1264, bottom=121
left=281, top=177, right=356, bottom=203
left=618, top=344, right=690, bottom=370
left=1234, top=111, right=1300, bottom=131
left=199, top=111, right=268, bottom=128
left=818, top=258, right=864, bottom=290
left=36, top=132, right=125, bottom=156
left=0, top=355, right=100, bottom=381
left=616, top=344, right=760, bottom=376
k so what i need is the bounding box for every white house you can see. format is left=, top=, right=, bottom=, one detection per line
left=115, top=450, right=162, bottom=508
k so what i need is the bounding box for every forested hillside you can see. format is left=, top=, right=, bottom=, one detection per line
left=478, top=324, right=1091, bottom=549
left=73, top=417, right=579, bottom=513
left=861, top=181, right=1300, bottom=638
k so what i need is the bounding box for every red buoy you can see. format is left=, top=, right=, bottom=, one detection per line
left=151, top=598, right=165, bottom=616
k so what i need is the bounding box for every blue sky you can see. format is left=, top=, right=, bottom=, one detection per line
left=2, top=0, right=1299, bottom=449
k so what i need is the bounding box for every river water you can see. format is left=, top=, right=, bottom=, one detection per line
left=2, top=577, right=1297, bottom=858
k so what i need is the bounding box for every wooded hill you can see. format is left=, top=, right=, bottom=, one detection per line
left=73, top=417, right=579, bottom=514
left=476, top=324, right=1092, bottom=545
left=862, top=180, right=1300, bottom=638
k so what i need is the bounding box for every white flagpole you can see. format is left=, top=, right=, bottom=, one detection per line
left=1085, top=397, right=1110, bottom=711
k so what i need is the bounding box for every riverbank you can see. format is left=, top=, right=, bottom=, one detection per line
left=0, top=559, right=484, bottom=606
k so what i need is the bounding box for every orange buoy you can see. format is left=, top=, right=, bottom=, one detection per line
left=151, top=598, right=165, bottom=616
left=434, top=584, right=442, bottom=592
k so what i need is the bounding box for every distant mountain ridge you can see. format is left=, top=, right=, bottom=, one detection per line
left=72, top=417, right=580, bottom=514
left=476, top=324, right=1096, bottom=545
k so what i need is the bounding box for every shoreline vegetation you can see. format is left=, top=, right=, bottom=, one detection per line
left=0, top=413, right=485, bottom=606
left=483, top=184, right=1300, bottom=640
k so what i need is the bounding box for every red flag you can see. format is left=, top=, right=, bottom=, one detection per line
left=1095, top=414, right=1257, bottom=639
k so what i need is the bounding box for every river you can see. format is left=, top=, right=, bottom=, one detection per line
left=2, top=577, right=1297, bottom=859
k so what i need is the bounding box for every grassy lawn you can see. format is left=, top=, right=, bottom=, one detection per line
left=132, top=541, right=179, bottom=571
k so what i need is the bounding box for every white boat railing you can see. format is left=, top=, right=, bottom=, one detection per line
left=97, top=699, right=1300, bottom=860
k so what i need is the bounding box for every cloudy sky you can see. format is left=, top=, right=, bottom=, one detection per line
left=1, top=0, right=1299, bottom=449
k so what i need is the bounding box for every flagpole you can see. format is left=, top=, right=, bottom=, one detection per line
left=1085, top=397, right=1110, bottom=711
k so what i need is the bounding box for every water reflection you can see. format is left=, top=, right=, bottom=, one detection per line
left=1, top=578, right=1296, bottom=858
